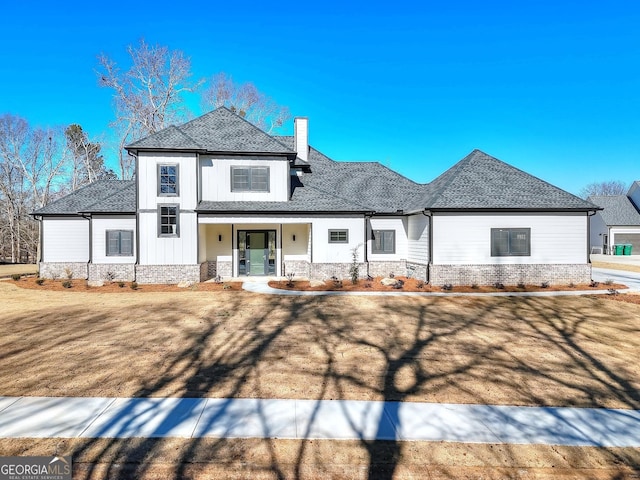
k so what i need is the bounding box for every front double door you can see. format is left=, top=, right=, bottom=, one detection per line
left=238, top=230, right=276, bottom=276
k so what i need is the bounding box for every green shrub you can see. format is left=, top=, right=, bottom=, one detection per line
left=35, top=278, right=45, bottom=286
left=62, top=280, right=72, bottom=289
left=11, top=274, right=21, bottom=281
left=118, top=281, right=125, bottom=288
left=130, top=281, right=138, bottom=290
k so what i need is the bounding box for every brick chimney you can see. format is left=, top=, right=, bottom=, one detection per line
left=294, top=117, right=308, bottom=162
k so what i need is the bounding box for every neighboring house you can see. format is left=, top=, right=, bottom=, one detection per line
left=33, top=107, right=599, bottom=285
left=589, top=182, right=640, bottom=254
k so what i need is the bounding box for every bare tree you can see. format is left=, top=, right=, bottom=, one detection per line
left=65, top=124, right=114, bottom=190
left=0, top=115, right=68, bottom=262
left=201, top=73, right=290, bottom=133
left=580, top=180, right=628, bottom=199
left=97, top=39, right=203, bottom=179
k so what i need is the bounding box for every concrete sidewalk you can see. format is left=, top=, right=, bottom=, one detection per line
left=1, top=396, right=639, bottom=447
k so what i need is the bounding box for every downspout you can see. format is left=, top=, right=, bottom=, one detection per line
left=423, top=209, right=433, bottom=283
left=130, top=150, right=139, bottom=280
left=587, top=210, right=596, bottom=263
left=80, top=213, right=92, bottom=280
left=364, top=214, right=371, bottom=276
left=279, top=223, right=283, bottom=277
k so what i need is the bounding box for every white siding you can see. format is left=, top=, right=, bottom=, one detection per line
left=407, top=214, right=430, bottom=264
left=282, top=224, right=310, bottom=260
left=139, top=211, right=198, bottom=265
left=92, top=215, right=136, bottom=264
left=589, top=212, right=608, bottom=253
left=200, top=156, right=289, bottom=202
left=367, top=216, right=408, bottom=261
left=43, top=217, right=89, bottom=262
left=432, top=213, right=588, bottom=265
left=199, top=224, right=232, bottom=263
left=311, top=216, right=365, bottom=263
left=138, top=152, right=198, bottom=210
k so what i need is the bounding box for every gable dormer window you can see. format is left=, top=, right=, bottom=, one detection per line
left=158, top=164, right=179, bottom=196
left=231, top=166, right=269, bottom=192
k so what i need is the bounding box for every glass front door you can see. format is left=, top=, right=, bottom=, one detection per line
left=238, top=230, right=276, bottom=276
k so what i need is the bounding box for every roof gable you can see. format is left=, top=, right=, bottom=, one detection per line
left=416, top=150, right=597, bottom=210
left=127, top=107, right=295, bottom=155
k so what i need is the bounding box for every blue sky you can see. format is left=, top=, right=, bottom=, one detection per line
left=1, top=0, right=638, bottom=195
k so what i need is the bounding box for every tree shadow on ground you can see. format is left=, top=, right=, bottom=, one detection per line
left=1, top=289, right=640, bottom=478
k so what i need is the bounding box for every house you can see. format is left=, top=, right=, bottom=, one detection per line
left=33, top=107, right=599, bottom=285
left=589, top=181, right=640, bottom=254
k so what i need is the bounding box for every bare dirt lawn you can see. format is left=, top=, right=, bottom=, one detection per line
left=1, top=281, right=639, bottom=479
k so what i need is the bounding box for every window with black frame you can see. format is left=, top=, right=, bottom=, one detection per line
left=491, top=228, right=530, bottom=256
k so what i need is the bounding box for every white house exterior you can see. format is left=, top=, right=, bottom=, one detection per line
left=589, top=183, right=640, bottom=255
left=34, top=107, right=599, bottom=285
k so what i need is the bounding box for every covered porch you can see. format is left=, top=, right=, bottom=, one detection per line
left=198, top=216, right=312, bottom=279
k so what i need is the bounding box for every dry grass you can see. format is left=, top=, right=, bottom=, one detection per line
left=592, top=261, right=640, bottom=273
left=1, top=281, right=639, bottom=479
left=0, top=263, right=38, bottom=277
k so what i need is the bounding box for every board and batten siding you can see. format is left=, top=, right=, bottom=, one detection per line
left=138, top=152, right=198, bottom=211
left=138, top=211, right=198, bottom=265
left=200, top=156, right=289, bottom=202
left=367, top=216, right=408, bottom=261
left=407, top=214, right=430, bottom=264
left=92, top=215, right=137, bottom=264
left=432, top=213, right=588, bottom=265
left=42, top=217, right=89, bottom=262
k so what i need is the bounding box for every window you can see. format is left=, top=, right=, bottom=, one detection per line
left=491, top=228, right=530, bottom=256
left=231, top=166, right=269, bottom=192
left=106, top=230, right=134, bottom=256
left=328, top=229, right=348, bottom=243
left=159, top=205, right=179, bottom=237
left=158, top=164, right=178, bottom=196
left=372, top=229, right=395, bottom=254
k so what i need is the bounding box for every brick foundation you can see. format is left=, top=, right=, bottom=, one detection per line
left=39, top=262, right=88, bottom=280
left=429, top=264, right=592, bottom=286
left=367, top=260, right=407, bottom=279
left=88, top=264, right=135, bottom=282
left=134, top=264, right=203, bottom=284
left=283, top=260, right=311, bottom=278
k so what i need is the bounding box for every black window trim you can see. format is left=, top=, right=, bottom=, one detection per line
left=106, top=229, right=134, bottom=257
left=328, top=229, right=349, bottom=243
left=231, top=166, right=270, bottom=192
left=158, top=204, right=180, bottom=238
left=158, top=164, right=179, bottom=197
left=371, top=229, right=396, bottom=254
left=491, top=227, right=531, bottom=257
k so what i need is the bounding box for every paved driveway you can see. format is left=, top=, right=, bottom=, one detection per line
left=592, top=267, right=640, bottom=292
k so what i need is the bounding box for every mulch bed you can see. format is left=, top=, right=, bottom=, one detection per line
left=269, top=276, right=628, bottom=294
left=9, top=277, right=243, bottom=293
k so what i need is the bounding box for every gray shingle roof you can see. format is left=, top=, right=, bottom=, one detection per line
left=588, top=195, right=640, bottom=226
left=33, top=180, right=135, bottom=215
left=39, top=111, right=597, bottom=217
left=127, top=107, right=295, bottom=155
left=413, top=150, right=598, bottom=210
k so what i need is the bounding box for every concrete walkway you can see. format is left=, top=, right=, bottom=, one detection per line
left=0, top=396, right=639, bottom=447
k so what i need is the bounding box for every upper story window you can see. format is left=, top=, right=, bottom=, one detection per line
left=372, top=229, right=396, bottom=254
left=328, top=229, right=348, bottom=243
left=491, top=228, right=530, bottom=256
left=158, top=205, right=179, bottom=237
left=231, top=166, right=270, bottom=192
left=158, top=164, right=179, bottom=196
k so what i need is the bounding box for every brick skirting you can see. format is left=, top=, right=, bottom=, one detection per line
left=429, top=264, right=592, bottom=286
